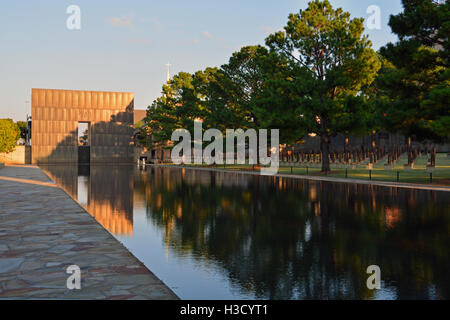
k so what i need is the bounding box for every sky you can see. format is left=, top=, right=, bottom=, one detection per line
left=0, top=0, right=403, bottom=121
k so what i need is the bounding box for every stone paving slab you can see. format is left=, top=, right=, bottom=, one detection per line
left=0, top=165, right=178, bottom=300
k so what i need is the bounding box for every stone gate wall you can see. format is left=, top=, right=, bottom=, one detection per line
left=32, top=88, right=135, bottom=164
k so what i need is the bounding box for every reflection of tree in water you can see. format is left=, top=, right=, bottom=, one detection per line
left=136, top=167, right=450, bottom=300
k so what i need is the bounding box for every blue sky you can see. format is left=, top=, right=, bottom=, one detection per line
left=0, top=0, right=403, bottom=121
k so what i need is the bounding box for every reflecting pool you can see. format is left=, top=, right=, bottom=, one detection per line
left=40, top=165, right=450, bottom=300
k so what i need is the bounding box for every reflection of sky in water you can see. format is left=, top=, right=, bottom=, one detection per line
left=374, top=284, right=398, bottom=300
left=304, top=221, right=311, bottom=242
left=77, top=176, right=89, bottom=207
left=43, top=165, right=450, bottom=300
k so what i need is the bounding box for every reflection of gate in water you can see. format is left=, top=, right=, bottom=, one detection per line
left=40, top=164, right=134, bottom=236
left=78, top=146, right=90, bottom=164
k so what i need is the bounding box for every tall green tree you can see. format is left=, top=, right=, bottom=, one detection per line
left=212, top=46, right=266, bottom=132
left=217, top=45, right=307, bottom=145
left=144, top=72, right=195, bottom=148
left=376, top=43, right=446, bottom=139
left=377, top=0, right=449, bottom=165
left=144, top=69, right=222, bottom=148
left=266, top=0, right=380, bottom=172
left=0, top=119, right=20, bottom=153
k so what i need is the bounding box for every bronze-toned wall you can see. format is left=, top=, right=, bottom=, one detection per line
left=32, top=88, right=135, bottom=164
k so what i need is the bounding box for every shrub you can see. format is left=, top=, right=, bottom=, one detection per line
left=0, top=119, right=20, bottom=153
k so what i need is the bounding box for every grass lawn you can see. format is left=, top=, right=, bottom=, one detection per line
left=165, top=153, right=450, bottom=186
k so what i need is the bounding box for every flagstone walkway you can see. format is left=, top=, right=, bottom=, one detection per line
left=0, top=165, right=178, bottom=300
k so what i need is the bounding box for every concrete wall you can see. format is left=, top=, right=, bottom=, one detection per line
left=32, top=88, right=135, bottom=164
left=0, top=146, right=31, bottom=164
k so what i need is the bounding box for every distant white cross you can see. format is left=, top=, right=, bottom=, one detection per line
left=166, top=62, right=172, bottom=82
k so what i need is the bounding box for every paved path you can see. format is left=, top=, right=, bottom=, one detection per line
left=150, top=164, right=450, bottom=192
left=0, top=165, right=178, bottom=300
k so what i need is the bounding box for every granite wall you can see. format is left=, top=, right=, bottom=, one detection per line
left=31, top=88, right=135, bottom=164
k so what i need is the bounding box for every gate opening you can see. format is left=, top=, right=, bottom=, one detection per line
left=78, top=122, right=90, bottom=164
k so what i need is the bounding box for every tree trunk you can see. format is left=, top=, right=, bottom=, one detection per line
left=320, top=135, right=330, bottom=173
left=407, top=136, right=413, bottom=165
left=431, top=145, right=436, bottom=167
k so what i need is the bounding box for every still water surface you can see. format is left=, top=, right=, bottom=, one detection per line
left=40, top=165, right=450, bottom=300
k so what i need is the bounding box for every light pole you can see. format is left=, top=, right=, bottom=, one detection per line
left=25, top=101, right=31, bottom=146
